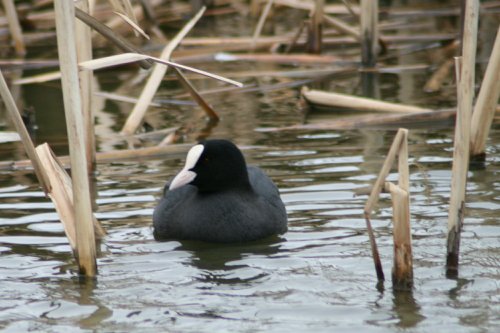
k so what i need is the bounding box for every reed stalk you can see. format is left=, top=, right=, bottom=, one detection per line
left=470, top=25, right=500, bottom=158
left=35, top=143, right=106, bottom=253
left=1, top=0, right=26, bottom=55
left=446, top=0, right=478, bottom=278
left=75, top=0, right=96, bottom=176
left=387, top=129, right=413, bottom=290
left=0, top=70, right=48, bottom=191
left=54, top=0, right=97, bottom=277
left=172, top=67, right=220, bottom=121
left=364, top=128, right=410, bottom=283
left=360, top=0, right=378, bottom=67
left=252, top=0, right=274, bottom=50
left=121, top=6, right=206, bottom=135
left=301, top=87, right=432, bottom=113
left=307, top=0, right=324, bottom=53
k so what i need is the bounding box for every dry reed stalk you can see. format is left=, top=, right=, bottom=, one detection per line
left=388, top=129, right=413, bottom=290
left=108, top=0, right=137, bottom=26
left=447, top=0, right=478, bottom=278
left=301, top=87, right=433, bottom=113
left=360, top=0, right=378, bottom=67
left=74, top=7, right=153, bottom=69
left=385, top=182, right=413, bottom=290
left=113, top=11, right=150, bottom=39
left=172, top=67, right=219, bottom=121
left=307, top=0, right=324, bottom=53
left=252, top=0, right=274, bottom=49
left=0, top=143, right=192, bottom=171
left=80, top=53, right=242, bottom=86
left=259, top=109, right=456, bottom=132
left=215, top=52, right=341, bottom=64
left=2, top=0, right=26, bottom=55
left=423, top=58, right=454, bottom=93
left=13, top=72, right=62, bottom=85
left=75, top=0, right=96, bottom=176
left=0, top=70, right=48, bottom=191
left=323, top=13, right=360, bottom=42
left=35, top=143, right=105, bottom=253
left=54, top=0, right=97, bottom=277
left=364, top=128, right=410, bottom=284
left=470, top=25, right=500, bottom=158
left=121, top=7, right=206, bottom=135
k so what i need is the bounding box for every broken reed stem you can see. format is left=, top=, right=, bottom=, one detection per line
left=0, top=70, right=49, bottom=192
left=446, top=0, right=478, bottom=278
left=54, top=0, right=97, bottom=277
left=121, top=6, right=206, bottom=135
left=35, top=143, right=106, bottom=252
left=172, top=67, right=220, bottom=121
left=385, top=182, right=413, bottom=290
left=360, top=0, right=378, bottom=67
left=307, top=0, right=324, bottom=53
left=301, top=87, right=433, bottom=113
left=2, top=0, right=26, bottom=55
left=252, top=0, right=274, bottom=50
left=74, top=7, right=152, bottom=69
left=470, top=25, right=500, bottom=158
left=388, top=129, right=413, bottom=290
left=423, top=58, right=454, bottom=93
left=364, top=214, right=385, bottom=282
left=364, top=128, right=408, bottom=283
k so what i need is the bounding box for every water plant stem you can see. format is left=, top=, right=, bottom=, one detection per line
left=54, top=0, right=97, bottom=277
left=360, top=0, right=378, bottom=67
left=446, top=0, right=478, bottom=278
left=470, top=25, right=500, bottom=158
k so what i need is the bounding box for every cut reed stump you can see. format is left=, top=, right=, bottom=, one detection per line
left=446, top=0, right=478, bottom=278
left=364, top=128, right=413, bottom=289
left=470, top=25, right=500, bottom=160
left=54, top=0, right=98, bottom=277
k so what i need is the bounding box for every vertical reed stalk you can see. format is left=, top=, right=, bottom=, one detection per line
left=446, top=0, right=478, bottom=278
left=0, top=70, right=48, bottom=191
left=1, top=0, right=26, bottom=55
left=360, top=0, right=378, bottom=67
left=391, top=129, right=413, bottom=290
left=364, top=129, right=407, bottom=282
left=75, top=0, right=97, bottom=209
left=54, top=0, right=97, bottom=277
left=307, top=0, right=324, bottom=54
left=470, top=26, right=500, bottom=158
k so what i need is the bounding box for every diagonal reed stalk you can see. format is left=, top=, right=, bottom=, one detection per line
left=121, top=6, right=207, bottom=135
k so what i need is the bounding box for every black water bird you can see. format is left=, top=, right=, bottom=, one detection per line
left=153, top=139, right=287, bottom=243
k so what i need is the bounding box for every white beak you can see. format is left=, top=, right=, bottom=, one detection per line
left=169, top=144, right=204, bottom=190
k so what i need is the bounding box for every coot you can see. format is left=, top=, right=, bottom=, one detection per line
left=153, top=139, right=288, bottom=243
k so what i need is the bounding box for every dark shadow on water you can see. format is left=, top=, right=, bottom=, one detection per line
left=175, top=236, right=285, bottom=284
left=392, top=289, right=425, bottom=328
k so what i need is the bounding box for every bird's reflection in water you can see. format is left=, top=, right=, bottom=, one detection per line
left=176, top=236, right=285, bottom=285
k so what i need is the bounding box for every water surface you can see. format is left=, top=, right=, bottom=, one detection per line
left=0, top=1, right=499, bottom=332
